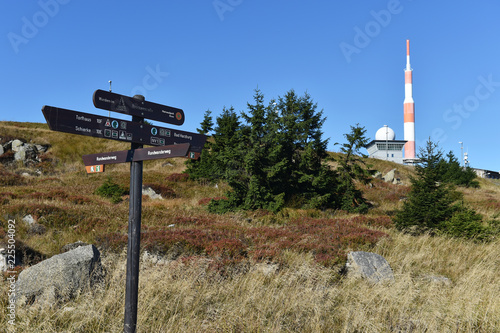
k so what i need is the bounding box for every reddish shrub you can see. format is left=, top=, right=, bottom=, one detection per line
left=173, top=216, right=215, bottom=226
left=0, top=165, right=24, bottom=186
left=166, top=173, right=189, bottom=182
left=68, top=195, right=92, bottom=205
left=99, top=215, right=390, bottom=269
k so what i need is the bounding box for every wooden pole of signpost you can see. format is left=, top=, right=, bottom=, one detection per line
left=124, top=97, right=145, bottom=333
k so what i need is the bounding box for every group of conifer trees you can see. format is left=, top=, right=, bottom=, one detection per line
left=186, top=89, right=371, bottom=213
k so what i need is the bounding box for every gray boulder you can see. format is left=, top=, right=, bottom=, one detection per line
left=383, top=169, right=397, bottom=183
left=0, top=144, right=4, bottom=156
left=35, top=144, right=49, bottom=153
left=11, top=139, right=24, bottom=152
left=14, top=144, right=39, bottom=163
left=345, top=251, right=394, bottom=283
left=16, top=245, right=104, bottom=306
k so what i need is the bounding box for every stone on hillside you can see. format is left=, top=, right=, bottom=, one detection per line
left=142, top=185, right=163, bottom=200
left=373, top=171, right=383, bottom=179
left=345, top=251, right=394, bottom=283
left=35, top=144, right=49, bottom=153
left=14, top=144, right=39, bottom=164
left=22, top=214, right=35, bottom=225
left=0, top=145, right=4, bottom=156
left=383, top=169, right=397, bottom=183
left=11, top=139, right=24, bottom=152
left=16, top=245, right=104, bottom=306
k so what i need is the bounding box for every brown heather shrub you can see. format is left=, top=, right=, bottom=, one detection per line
left=173, top=216, right=215, bottom=226
left=0, top=165, right=24, bottom=186
left=351, top=215, right=394, bottom=228
left=166, top=173, right=189, bottom=182
left=0, top=150, right=15, bottom=164
left=68, top=195, right=92, bottom=205
left=75, top=217, right=108, bottom=235
left=483, top=198, right=500, bottom=211
left=364, top=179, right=411, bottom=203
left=100, top=215, right=389, bottom=270
left=30, top=189, right=68, bottom=201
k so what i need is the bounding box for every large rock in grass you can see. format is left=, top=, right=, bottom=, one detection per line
left=16, top=245, right=104, bottom=306
left=345, top=251, right=394, bottom=283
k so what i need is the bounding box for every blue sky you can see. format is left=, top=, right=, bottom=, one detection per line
left=1, top=1, right=499, bottom=171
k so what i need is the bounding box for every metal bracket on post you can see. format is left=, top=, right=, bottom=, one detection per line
left=124, top=95, right=145, bottom=333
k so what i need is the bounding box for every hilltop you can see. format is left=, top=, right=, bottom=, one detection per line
left=1, top=121, right=499, bottom=332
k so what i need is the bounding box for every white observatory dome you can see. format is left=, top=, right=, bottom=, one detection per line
left=375, top=125, right=396, bottom=141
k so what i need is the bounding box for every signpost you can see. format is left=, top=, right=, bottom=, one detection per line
left=42, top=91, right=206, bottom=333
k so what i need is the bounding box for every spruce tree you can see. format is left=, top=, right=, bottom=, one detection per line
left=394, top=140, right=456, bottom=233
left=336, top=124, right=373, bottom=212
left=439, top=151, right=479, bottom=188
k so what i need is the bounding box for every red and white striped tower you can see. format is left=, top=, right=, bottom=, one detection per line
left=404, top=39, right=415, bottom=159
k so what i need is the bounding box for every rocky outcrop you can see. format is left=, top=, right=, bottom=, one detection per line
left=16, top=245, right=104, bottom=306
left=0, top=138, right=49, bottom=167
left=345, top=251, right=395, bottom=283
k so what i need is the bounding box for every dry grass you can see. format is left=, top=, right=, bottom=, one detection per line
left=1, top=121, right=499, bottom=332
left=1, top=234, right=498, bottom=332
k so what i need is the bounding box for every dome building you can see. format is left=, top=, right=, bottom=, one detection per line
left=366, top=125, right=407, bottom=164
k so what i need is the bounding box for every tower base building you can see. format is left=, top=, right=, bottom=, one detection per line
left=366, top=125, right=406, bottom=164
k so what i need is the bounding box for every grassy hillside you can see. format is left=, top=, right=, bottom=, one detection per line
left=1, top=121, right=499, bottom=332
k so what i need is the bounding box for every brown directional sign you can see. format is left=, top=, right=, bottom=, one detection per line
left=93, top=89, right=185, bottom=126
left=81, top=143, right=190, bottom=166
left=132, top=143, right=190, bottom=162
left=82, top=150, right=133, bottom=166
left=42, top=106, right=207, bottom=152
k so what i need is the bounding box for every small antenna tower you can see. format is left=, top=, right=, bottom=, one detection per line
left=108, top=80, right=112, bottom=117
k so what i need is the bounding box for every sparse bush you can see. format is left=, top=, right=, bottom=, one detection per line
left=95, top=177, right=127, bottom=204
left=442, top=205, right=490, bottom=241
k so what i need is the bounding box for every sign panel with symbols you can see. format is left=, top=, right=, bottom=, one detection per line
left=85, top=165, right=104, bottom=173
left=42, top=106, right=207, bottom=152
left=93, top=89, right=185, bottom=126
